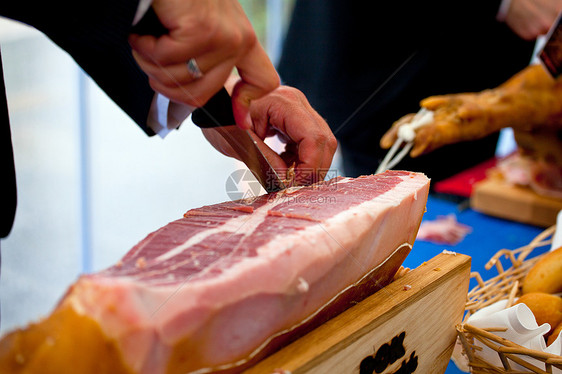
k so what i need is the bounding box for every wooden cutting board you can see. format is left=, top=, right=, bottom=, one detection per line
left=244, top=252, right=471, bottom=374
left=470, top=177, right=562, bottom=227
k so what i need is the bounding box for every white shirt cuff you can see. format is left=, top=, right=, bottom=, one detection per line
left=146, top=94, right=195, bottom=138
left=497, top=0, right=512, bottom=22
left=134, top=1, right=195, bottom=137
left=133, top=0, right=153, bottom=25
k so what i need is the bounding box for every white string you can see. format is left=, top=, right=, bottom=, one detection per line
left=376, top=108, right=434, bottom=174
left=376, top=138, right=404, bottom=174
left=385, top=142, right=413, bottom=171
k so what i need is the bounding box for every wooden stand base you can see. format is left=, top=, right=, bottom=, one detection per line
left=244, top=252, right=471, bottom=374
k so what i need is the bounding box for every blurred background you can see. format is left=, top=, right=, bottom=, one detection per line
left=0, top=0, right=327, bottom=333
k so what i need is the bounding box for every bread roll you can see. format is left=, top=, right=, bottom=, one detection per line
left=547, top=320, right=562, bottom=346
left=515, top=292, right=562, bottom=335
left=522, top=246, right=562, bottom=295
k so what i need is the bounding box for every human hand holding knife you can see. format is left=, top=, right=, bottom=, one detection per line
left=192, top=87, right=288, bottom=193
left=128, top=0, right=279, bottom=123
left=130, top=6, right=286, bottom=192
left=197, top=86, right=340, bottom=191
left=129, top=4, right=337, bottom=191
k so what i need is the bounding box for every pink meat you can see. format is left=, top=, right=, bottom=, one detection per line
left=416, top=214, right=472, bottom=245
left=62, top=171, right=430, bottom=373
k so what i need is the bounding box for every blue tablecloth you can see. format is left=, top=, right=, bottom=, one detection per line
left=403, top=194, right=547, bottom=374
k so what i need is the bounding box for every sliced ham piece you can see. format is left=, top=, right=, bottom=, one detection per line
left=0, top=171, right=430, bottom=374
left=496, top=152, right=562, bottom=199
left=416, top=214, right=472, bottom=245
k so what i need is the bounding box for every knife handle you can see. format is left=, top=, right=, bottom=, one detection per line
left=131, top=7, right=168, bottom=37
left=131, top=8, right=235, bottom=129
left=191, top=88, right=236, bottom=128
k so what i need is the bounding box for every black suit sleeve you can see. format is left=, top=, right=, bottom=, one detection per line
left=0, top=0, right=156, bottom=135
left=0, top=50, right=17, bottom=238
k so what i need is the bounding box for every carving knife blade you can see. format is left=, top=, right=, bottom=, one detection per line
left=191, top=88, right=287, bottom=193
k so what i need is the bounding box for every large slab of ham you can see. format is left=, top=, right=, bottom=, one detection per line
left=0, top=171, right=430, bottom=374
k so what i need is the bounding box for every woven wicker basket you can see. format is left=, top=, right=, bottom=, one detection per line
left=456, top=225, right=562, bottom=373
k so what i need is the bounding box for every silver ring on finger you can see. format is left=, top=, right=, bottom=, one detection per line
left=186, top=58, right=203, bottom=79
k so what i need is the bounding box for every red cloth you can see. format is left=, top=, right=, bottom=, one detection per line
left=433, top=158, right=498, bottom=198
